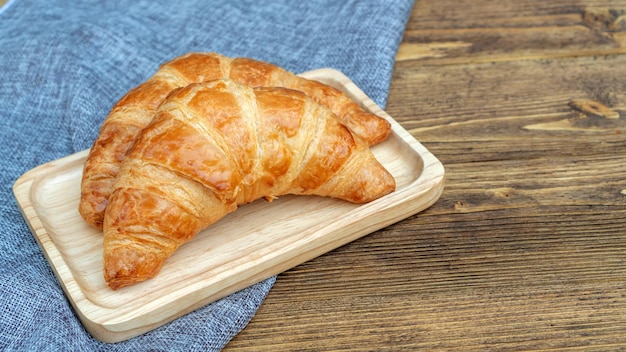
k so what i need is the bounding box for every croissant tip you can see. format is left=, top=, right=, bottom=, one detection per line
left=369, top=128, right=392, bottom=146
left=104, top=245, right=166, bottom=290
left=78, top=196, right=107, bottom=229
left=350, top=111, right=392, bottom=146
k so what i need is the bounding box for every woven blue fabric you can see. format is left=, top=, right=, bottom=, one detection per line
left=0, top=0, right=414, bottom=350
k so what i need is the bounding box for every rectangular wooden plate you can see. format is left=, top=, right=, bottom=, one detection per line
left=12, top=69, right=445, bottom=343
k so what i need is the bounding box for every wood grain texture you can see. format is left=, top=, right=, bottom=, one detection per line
left=398, top=0, right=626, bottom=64
left=226, top=1, right=626, bottom=350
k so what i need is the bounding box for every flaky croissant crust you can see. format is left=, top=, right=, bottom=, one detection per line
left=80, top=52, right=391, bottom=228
left=103, top=79, right=395, bottom=289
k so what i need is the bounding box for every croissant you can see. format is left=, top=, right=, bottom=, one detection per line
left=103, top=79, right=395, bottom=289
left=80, top=52, right=391, bottom=228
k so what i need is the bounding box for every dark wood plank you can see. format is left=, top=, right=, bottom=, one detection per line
left=389, top=55, right=626, bottom=161
left=226, top=1, right=626, bottom=350
left=398, top=0, right=626, bottom=64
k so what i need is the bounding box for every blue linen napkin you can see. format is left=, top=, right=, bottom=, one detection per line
left=0, top=0, right=414, bottom=350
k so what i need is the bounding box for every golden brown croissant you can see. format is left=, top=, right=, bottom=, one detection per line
left=80, top=52, right=391, bottom=228
left=103, top=79, right=395, bottom=289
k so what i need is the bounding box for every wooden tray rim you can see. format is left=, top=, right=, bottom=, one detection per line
left=12, top=68, right=445, bottom=343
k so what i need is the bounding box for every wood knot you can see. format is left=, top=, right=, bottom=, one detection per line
left=583, top=7, right=626, bottom=32
left=491, top=187, right=515, bottom=199
left=524, top=98, right=623, bottom=132
left=454, top=200, right=469, bottom=211
left=568, top=99, right=620, bottom=119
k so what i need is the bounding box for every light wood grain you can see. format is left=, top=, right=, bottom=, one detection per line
left=226, top=1, right=626, bottom=350
left=12, top=69, right=444, bottom=343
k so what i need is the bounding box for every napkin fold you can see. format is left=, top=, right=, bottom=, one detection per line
left=0, top=0, right=414, bottom=350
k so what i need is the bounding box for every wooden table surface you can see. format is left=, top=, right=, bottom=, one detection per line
left=226, top=1, right=626, bottom=350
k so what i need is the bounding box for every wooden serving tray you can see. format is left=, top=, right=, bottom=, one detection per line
left=12, top=69, right=445, bottom=343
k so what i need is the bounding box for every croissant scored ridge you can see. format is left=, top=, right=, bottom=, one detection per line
left=103, top=80, right=395, bottom=289
left=80, top=52, right=391, bottom=228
